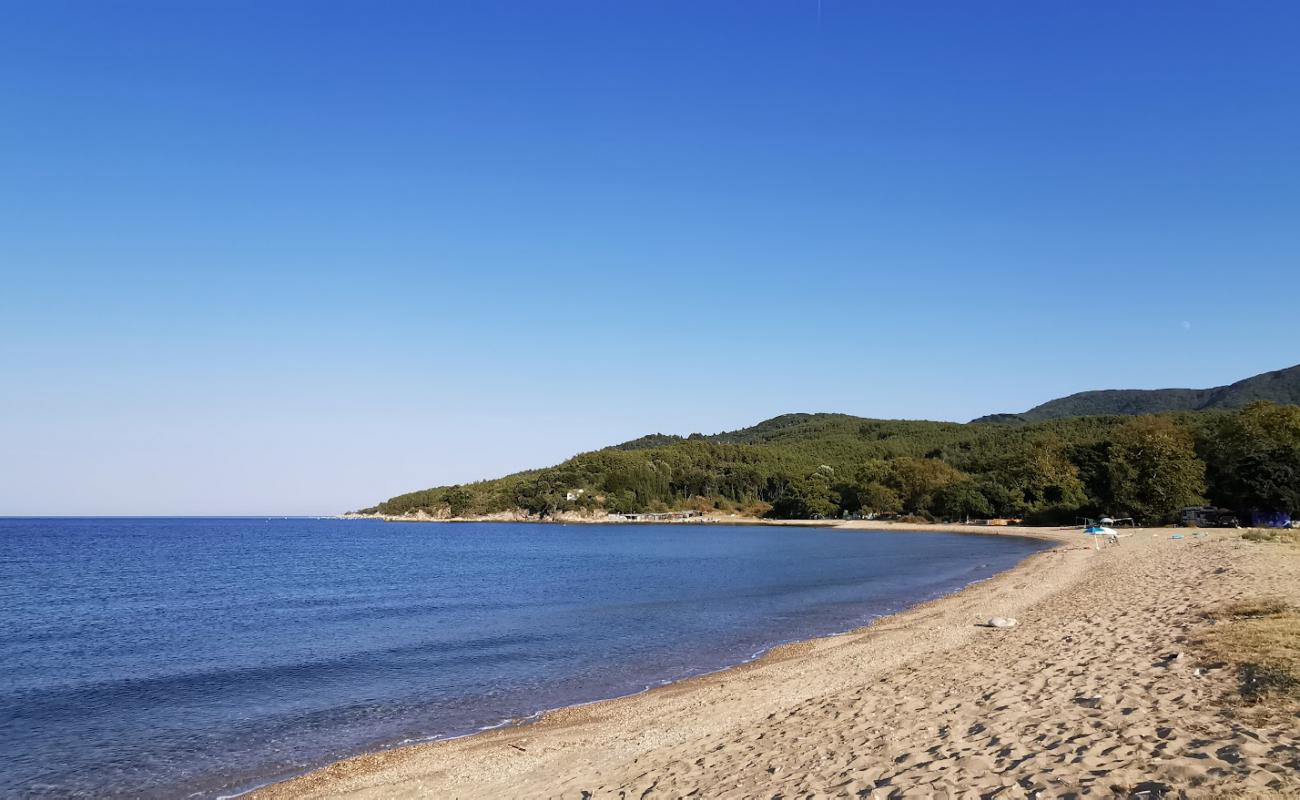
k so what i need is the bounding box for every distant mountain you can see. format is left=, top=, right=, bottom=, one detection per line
left=972, top=364, right=1300, bottom=424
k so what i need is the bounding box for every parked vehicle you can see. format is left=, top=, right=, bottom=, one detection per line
left=1179, top=506, right=1240, bottom=528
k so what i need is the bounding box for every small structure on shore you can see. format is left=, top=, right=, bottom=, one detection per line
left=1180, top=506, right=1240, bottom=528
left=607, top=511, right=705, bottom=522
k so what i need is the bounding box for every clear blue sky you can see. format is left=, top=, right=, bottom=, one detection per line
left=2, top=1, right=1297, bottom=515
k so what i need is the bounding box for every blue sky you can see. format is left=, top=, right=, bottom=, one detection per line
left=2, top=1, right=1297, bottom=515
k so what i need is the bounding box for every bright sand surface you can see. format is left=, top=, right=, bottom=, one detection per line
left=252, top=524, right=1300, bottom=798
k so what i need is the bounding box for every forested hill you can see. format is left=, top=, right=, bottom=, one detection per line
left=973, top=364, right=1300, bottom=424
left=362, top=403, right=1300, bottom=525
left=611, top=414, right=861, bottom=451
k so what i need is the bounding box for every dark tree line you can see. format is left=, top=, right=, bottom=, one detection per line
left=364, top=403, right=1300, bottom=524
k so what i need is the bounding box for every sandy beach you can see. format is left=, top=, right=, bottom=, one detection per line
left=253, top=524, right=1300, bottom=798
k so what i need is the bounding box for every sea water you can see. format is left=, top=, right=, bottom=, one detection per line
left=0, top=517, right=1047, bottom=797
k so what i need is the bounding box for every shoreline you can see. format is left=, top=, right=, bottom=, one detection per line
left=249, top=524, right=1074, bottom=798
left=236, top=523, right=1054, bottom=798
left=252, top=522, right=1300, bottom=797
left=339, top=511, right=838, bottom=526
left=341, top=511, right=1050, bottom=535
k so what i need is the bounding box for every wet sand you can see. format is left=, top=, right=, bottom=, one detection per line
left=252, top=524, right=1300, bottom=798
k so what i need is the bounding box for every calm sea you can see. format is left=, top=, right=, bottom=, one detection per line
left=0, top=518, right=1047, bottom=798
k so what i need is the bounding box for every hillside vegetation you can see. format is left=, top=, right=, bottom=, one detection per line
left=973, top=364, right=1300, bottom=423
left=363, top=402, right=1300, bottom=524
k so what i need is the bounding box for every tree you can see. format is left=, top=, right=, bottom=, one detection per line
left=769, top=475, right=838, bottom=519
left=836, top=480, right=903, bottom=516
left=858, top=483, right=903, bottom=516
left=442, top=485, right=474, bottom=517
left=885, top=457, right=968, bottom=515
left=933, top=482, right=994, bottom=520
left=515, top=477, right=566, bottom=517
left=971, top=478, right=1018, bottom=518
left=605, top=489, right=641, bottom=514
left=1202, top=402, right=1300, bottom=514
left=1067, top=441, right=1114, bottom=514
left=603, top=457, right=671, bottom=509
left=981, top=436, right=1087, bottom=518
left=1107, top=416, right=1206, bottom=522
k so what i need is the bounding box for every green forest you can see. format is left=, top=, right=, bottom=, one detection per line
left=362, top=402, right=1300, bottom=524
